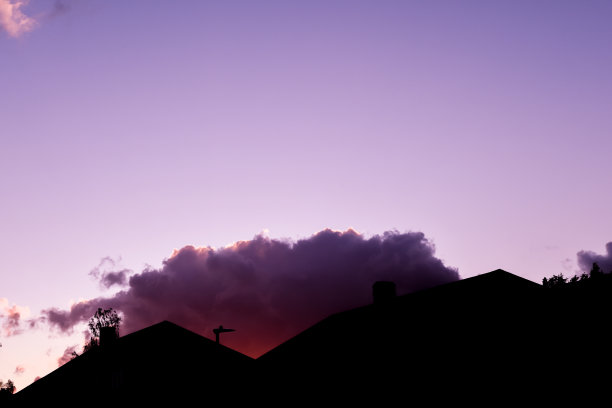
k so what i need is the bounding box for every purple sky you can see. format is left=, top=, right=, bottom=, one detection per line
left=2, top=0, right=612, bottom=391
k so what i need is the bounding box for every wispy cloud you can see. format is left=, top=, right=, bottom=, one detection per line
left=0, top=298, right=30, bottom=336
left=57, top=345, right=78, bottom=367
left=89, top=256, right=132, bottom=290
left=0, top=0, right=36, bottom=38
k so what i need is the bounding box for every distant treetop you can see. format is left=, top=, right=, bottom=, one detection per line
left=0, top=379, right=15, bottom=401
left=542, top=262, right=611, bottom=289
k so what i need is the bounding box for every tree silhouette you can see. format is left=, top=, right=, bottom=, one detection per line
left=88, top=308, right=121, bottom=339
left=542, top=262, right=611, bottom=289
left=78, top=308, right=121, bottom=354
left=590, top=262, right=604, bottom=279
left=0, top=379, right=15, bottom=402
left=542, top=274, right=568, bottom=289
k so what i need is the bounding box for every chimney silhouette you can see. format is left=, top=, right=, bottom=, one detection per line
left=100, top=326, right=118, bottom=347
left=373, top=281, right=396, bottom=305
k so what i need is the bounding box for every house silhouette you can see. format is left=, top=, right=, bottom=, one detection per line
left=13, top=321, right=255, bottom=405
left=256, top=268, right=612, bottom=404
left=258, top=268, right=548, bottom=403
left=13, top=269, right=612, bottom=405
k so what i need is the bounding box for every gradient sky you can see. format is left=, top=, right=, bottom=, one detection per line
left=2, top=0, right=612, bottom=392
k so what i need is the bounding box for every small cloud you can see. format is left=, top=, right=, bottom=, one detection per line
left=44, top=300, right=93, bottom=334
left=14, top=365, right=25, bottom=375
left=89, top=257, right=132, bottom=290
left=47, top=0, right=69, bottom=19
left=57, top=345, right=78, bottom=366
left=0, top=0, right=37, bottom=38
left=99, top=270, right=130, bottom=288
left=0, top=298, right=30, bottom=336
left=561, top=258, right=574, bottom=272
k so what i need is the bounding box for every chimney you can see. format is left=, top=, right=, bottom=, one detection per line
left=100, top=326, right=118, bottom=348
left=373, top=281, right=396, bottom=305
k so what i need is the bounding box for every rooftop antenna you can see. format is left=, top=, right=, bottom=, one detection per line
left=213, top=325, right=235, bottom=344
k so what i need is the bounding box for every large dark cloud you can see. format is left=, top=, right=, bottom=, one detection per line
left=43, top=229, right=459, bottom=357
left=577, top=242, right=612, bottom=274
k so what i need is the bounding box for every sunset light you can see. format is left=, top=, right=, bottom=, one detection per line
left=1, top=0, right=611, bottom=403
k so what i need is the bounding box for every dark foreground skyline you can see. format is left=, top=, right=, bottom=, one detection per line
left=10, top=268, right=612, bottom=404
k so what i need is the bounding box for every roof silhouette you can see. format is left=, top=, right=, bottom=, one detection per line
left=15, top=320, right=254, bottom=404
left=257, top=269, right=607, bottom=403
left=258, top=268, right=542, bottom=362
left=13, top=269, right=612, bottom=405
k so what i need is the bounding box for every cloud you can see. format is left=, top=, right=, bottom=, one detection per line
left=577, top=242, right=612, bottom=274
left=44, top=301, right=95, bottom=334
left=14, top=365, right=25, bottom=375
left=89, top=257, right=131, bottom=290
left=47, top=0, right=69, bottom=19
left=0, top=298, right=30, bottom=336
left=43, top=229, right=460, bottom=357
left=57, top=345, right=78, bottom=367
left=0, top=0, right=36, bottom=38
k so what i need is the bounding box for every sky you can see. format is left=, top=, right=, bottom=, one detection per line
left=1, top=0, right=612, bottom=392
